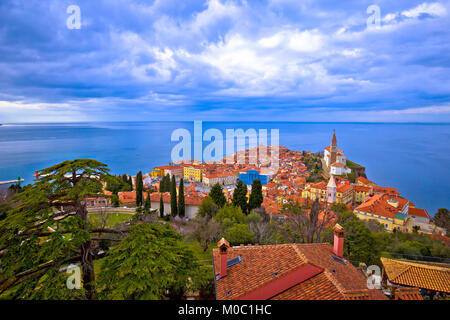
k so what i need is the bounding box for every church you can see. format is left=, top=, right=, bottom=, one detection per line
left=323, top=130, right=351, bottom=176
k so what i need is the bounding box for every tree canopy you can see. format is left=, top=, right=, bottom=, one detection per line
left=232, top=180, right=248, bottom=214
left=97, top=223, right=199, bottom=299
left=209, top=183, right=227, bottom=208
left=0, top=159, right=121, bottom=300
left=248, top=179, right=263, bottom=212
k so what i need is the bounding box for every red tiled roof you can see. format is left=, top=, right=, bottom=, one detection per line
left=373, top=186, right=400, bottom=196
left=381, top=257, right=450, bottom=293
left=356, top=176, right=373, bottom=185
left=394, top=287, right=424, bottom=300
left=409, top=207, right=430, bottom=219
left=355, top=194, right=409, bottom=219
left=337, top=184, right=353, bottom=193
left=331, top=162, right=344, bottom=168
left=353, top=185, right=371, bottom=192
left=212, top=242, right=388, bottom=300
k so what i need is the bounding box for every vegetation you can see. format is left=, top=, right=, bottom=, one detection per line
left=434, top=208, right=450, bottom=234
left=248, top=179, right=263, bottom=212
left=97, top=223, right=199, bottom=299
left=232, top=180, right=248, bottom=214
left=135, top=171, right=144, bottom=207
left=197, top=196, right=218, bottom=218
left=160, top=174, right=171, bottom=193
left=1, top=159, right=448, bottom=300
left=144, top=191, right=151, bottom=214
left=178, top=178, right=185, bottom=218
left=0, top=159, right=118, bottom=299
left=170, top=176, right=178, bottom=217
left=209, top=183, right=227, bottom=208
left=159, top=193, right=164, bottom=218
left=303, top=153, right=322, bottom=178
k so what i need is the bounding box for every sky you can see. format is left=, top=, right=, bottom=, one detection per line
left=0, top=0, right=449, bottom=122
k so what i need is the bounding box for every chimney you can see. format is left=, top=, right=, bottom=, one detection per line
left=333, top=224, right=345, bottom=258
left=218, top=238, right=230, bottom=278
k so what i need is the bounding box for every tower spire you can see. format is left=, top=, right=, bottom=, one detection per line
left=331, top=129, right=337, bottom=148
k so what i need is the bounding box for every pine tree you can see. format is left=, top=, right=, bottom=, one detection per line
left=160, top=193, right=164, bottom=218
left=248, top=179, right=263, bottom=212
left=170, top=175, right=178, bottom=217
left=136, top=171, right=143, bottom=207
left=178, top=178, right=185, bottom=218
left=209, top=183, right=227, bottom=207
left=232, top=180, right=248, bottom=214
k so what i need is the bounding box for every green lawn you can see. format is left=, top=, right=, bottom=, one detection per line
left=88, top=213, right=134, bottom=228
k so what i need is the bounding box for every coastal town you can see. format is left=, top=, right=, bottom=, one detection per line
left=113, top=131, right=446, bottom=237
left=1, top=131, right=449, bottom=301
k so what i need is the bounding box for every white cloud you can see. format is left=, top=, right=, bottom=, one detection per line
left=402, top=2, right=447, bottom=18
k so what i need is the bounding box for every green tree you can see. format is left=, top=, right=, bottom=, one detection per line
left=97, top=223, right=199, bottom=299
left=0, top=203, right=10, bottom=221
left=0, top=159, right=118, bottom=300
left=161, top=174, right=171, bottom=193
left=214, top=204, right=247, bottom=225
left=434, top=208, right=450, bottom=234
left=232, top=180, right=248, bottom=214
left=197, top=196, right=218, bottom=218
left=159, top=193, right=164, bottom=218
left=105, top=175, right=131, bottom=194
left=170, top=176, right=178, bottom=217
left=135, top=171, right=144, bottom=207
left=342, top=219, right=379, bottom=266
left=209, top=183, right=227, bottom=208
left=178, top=178, right=185, bottom=218
left=144, top=191, right=151, bottom=214
left=224, top=224, right=255, bottom=246
left=248, top=179, right=263, bottom=212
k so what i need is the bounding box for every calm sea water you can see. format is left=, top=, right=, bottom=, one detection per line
left=0, top=122, right=448, bottom=215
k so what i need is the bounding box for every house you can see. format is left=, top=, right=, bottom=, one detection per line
left=212, top=224, right=387, bottom=300
left=355, top=176, right=376, bottom=187
left=353, top=194, right=410, bottom=232
left=149, top=192, right=202, bottom=219
left=202, top=171, right=237, bottom=187
left=83, top=196, right=111, bottom=208
left=381, top=257, right=450, bottom=298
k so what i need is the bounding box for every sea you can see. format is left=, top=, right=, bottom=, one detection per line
left=0, top=122, right=448, bottom=216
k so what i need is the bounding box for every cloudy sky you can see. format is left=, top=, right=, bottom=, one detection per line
left=0, top=0, right=449, bottom=122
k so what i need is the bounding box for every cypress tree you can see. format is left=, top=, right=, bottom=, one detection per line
left=170, top=175, right=178, bottom=216
left=128, top=176, right=133, bottom=190
left=209, top=183, right=227, bottom=207
left=159, top=193, right=164, bottom=218
left=178, top=178, right=185, bottom=218
left=135, top=171, right=143, bottom=207
left=144, top=191, right=151, bottom=214
left=232, top=180, right=248, bottom=214
left=248, top=179, right=263, bottom=212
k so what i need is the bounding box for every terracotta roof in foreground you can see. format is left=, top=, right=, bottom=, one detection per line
left=212, top=243, right=388, bottom=300
left=394, top=287, right=424, bottom=300
left=381, top=257, right=450, bottom=293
